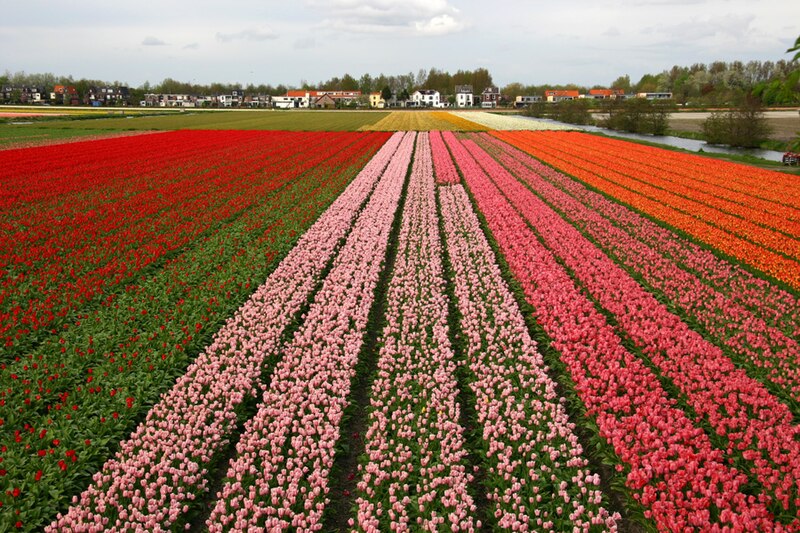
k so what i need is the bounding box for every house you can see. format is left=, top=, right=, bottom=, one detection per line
left=272, top=96, right=298, bottom=109
left=244, top=94, right=271, bottom=108
left=312, top=94, right=336, bottom=109
left=0, top=87, right=15, bottom=102
left=514, top=95, right=542, bottom=108
left=544, top=90, right=580, bottom=102
left=637, top=92, right=673, bottom=100
left=587, top=89, right=626, bottom=99
left=481, top=86, right=500, bottom=108
left=51, top=85, right=80, bottom=105
left=283, top=90, right=362, bottom=109
left=196, top=95, right=215, bottom=107
left=21, top=86, right=47, bottom=104
left=84, top=86, right=131, bottom=106
left=142, top=93, right=198, bottom=107
left=411, top=89, right=440, bottom=107
left=369, top=92, right=386, bottom=109
left=455, top=85, right=473, bottom=108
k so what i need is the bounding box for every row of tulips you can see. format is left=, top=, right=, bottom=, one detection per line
left=473, top=134, right=800, bottom=409
left=46, top=132, right=407, bottom=531
left=438, top=181, right=619, bottom=532
left=0, top=132, right=391, bottom=531
left=429, top=131, right=460, bottom=185
left=494, top=131, right=800, bottom=289
left=486, top=132, right=799, bottom=339
left=522, top=132, right=800, bottom=255
left=536, top=132, right=800, bottom=235
left=557, top=130, right=799, bottom=212
left=204, top=132, right=415, bottom=531
left=1, top=131, right=362, bottom=353
left=447, top=112, right=569, bottom=131
left=441, top=131, right=783, bottom=530
left=462, top=135, right=800, bottom=523
left=354, top=133, right=477, bottom=531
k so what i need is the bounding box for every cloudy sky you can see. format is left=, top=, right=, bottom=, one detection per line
left=2, top=0, right=797, bottom=88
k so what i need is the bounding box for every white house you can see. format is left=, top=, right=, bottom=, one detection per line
left=455, top=85, right=473, bottom=108
left=411, top=89, right=440, bottom=107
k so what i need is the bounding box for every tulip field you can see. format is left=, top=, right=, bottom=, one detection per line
left=1, top=124, right=799, bottom=531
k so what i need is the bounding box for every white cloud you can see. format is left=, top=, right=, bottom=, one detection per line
left=215, top=26, right=278, bottom=43
left=141, top=36, right=167, bottom=46
left=183, top=42, right=199, bottom=50
left=308, top=0, right=467, bottom=35
left=415, top=14, right=466, bottom=35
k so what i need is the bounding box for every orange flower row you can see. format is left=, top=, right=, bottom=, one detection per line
left=536, top=132, right=800, bottom=237
left=493, top=131, right=800, bottom=290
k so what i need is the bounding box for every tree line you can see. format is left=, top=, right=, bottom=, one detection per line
left=0, top=67, right=495, bottom=105
left=3, top=57, right=797, bottom=107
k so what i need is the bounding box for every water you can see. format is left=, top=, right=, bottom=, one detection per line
left=515, top=116, right=786, bottom=162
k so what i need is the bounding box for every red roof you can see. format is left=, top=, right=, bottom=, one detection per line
left=589, top=89, right=625, bottom=96
left=285, top=90, right=362, bottom=98
left=545, top=90, right=580, bottom=97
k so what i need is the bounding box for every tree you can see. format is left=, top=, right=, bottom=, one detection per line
left=340, top=73, right=359, bottom=91
left=551, top=99, right=592, bottom=125
left=702, top=96, right=772, bottom=148
left=380, top=86, right=392, bottom=102
left=359, top=73, right=374, bottom=94
left=635, top=73, right=659, bottom=93
left=610, top=74, right=631, bottom=93
left=502, top=82, right=525, bottom=99
left=601, top=97, right=675, bottom=134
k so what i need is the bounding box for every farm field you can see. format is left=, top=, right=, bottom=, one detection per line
left=0, top=111, right=391, bottom=148
left=2, top=127, right=799, bottom=531
left=359, top=110, right=485, bottom=131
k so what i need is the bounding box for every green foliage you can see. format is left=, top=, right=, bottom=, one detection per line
left=788, top=35, right=800, bottom=61
left=380, top=85, right=392, bottom=102
left=524, top=101, right=549, bottom=118
left=551, top=98, right=593, bottom=125
left=601, top=98, right=676, bottom=135
left=702, top=97, right=773, bottom=148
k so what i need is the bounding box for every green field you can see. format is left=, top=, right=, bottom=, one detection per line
left=0, top=110, right=391, bottom=147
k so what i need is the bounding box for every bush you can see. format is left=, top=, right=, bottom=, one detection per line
left=701, top=98, right=773, bottom=148
left=601, top=98, right=675, bottom=135
left=551, top=99, right=593, bottom=125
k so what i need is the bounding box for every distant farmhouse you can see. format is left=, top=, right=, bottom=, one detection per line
left=274, top=90, right=362, bottom=109
left=514, top=95, right=542, bottom=108
left=481, top=86, right=501, bottom=108
left=410, top=89, right=442, bottom=108
left=369, top=92, right=386, bottom=109
left=455, top=85, right=474, bottom=108
left=545, top=90, right=580, bottom=102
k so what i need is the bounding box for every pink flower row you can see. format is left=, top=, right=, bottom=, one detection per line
left=464, top=136, right=800, bottom=520
left=438, top=182, right=620, bottom=532
left=205, top=132, right=415, bottom=531
left=47, top=132, right=407, bottom=532
left=429, top=131, right=460, bottom=184
left=475, top=134, right=800, bottom=406
left=441, top=131, right=781, bottom=531
left=353, top=133, right=476, bottom=532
